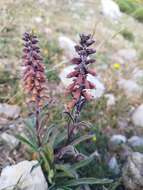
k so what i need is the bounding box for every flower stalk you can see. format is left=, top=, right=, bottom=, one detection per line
left=22, top=32, right=48, bottom=145
left=65, top=34, right=96, bottom=142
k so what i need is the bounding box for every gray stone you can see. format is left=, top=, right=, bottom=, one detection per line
left=105, top=93, right=116, bottom=107
left=132, top=68, right=143, bottom=82
left=34, top=17, right=42, bottom=23
left=0, top=132, right=19, bottom=150
left=8, top=124, right=17, bottom=129
left=118, top=144, right=132, bottom=161
left=59, top=65, right=75, bottom=87
left=109, top=134, right=127, bottom=151
left=0, top=160, right=48, bottom=190
left=117, top=119, right=128, bottom=129
left=117, top=49, right=137, bottom=62
left=122, top=152, right=143, bottom=190
left=128, top=136, right=143, bottom=152
left=108, top=156, right=120, bottom=174
left=58, top=36, right=77, bottom=59
left=101, top=0, right=122, bottom=20
left=132, top=104, right=143, bottom=127
left=0, top=104, right=20, bottom=119
left=118, top=78, right=142, bottom=98
left=86, top=74, right=105, bottom=99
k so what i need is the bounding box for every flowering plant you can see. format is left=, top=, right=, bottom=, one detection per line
left=17, top=32, right=112, bottom=189
left=65, top=34, right=96, bottom=143
left=22, top=32, right=48, bottom=145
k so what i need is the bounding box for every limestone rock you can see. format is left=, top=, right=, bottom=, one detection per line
left=105, top=93, right=116, bottom=107
left=117, top=49, right=137, bottom=62
left=86, top=74, right=105, bottom=99
left=101, top=0, right=122, bottom=20
left=132, top=104, right=143, bottom=127
left=118, top=78, right=142, bottom=98
left=58, top=36, right=77, bottom=59
left=0, top=132, right=19, bottom=150
left=108, top=156, right=120, bottom=175
left=122, top=152, right=143, bottom=190
left=34, top=16, right=42, bottom=23
left=132, top=68, right=143, bottom=82
left=109, top=134, right=127, bottom=151
left=128, top=136, right=143, bottom=152
left=59, top=65, right=74, bottom=86
left=0, top=104, right=20, bottom=119
left=0, top=160, right=48, bottom=190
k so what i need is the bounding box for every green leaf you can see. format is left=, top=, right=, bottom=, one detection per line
left=40, top=151, right=51, bottom=176
left=60, top=178, right=113, bottom=187
left=57, top=188, right=72, bottom=190
left=55, top=164, right=76, bottom=178
left=109, top=178, right=121, bottom=190
left=48, top=169, right=54, bottom=184
left=43, top=125, right=66, bottom=149
left=43, top=143, right=54, bottom=164
left=16, top=134, right=38, bottom=152
left=53, top=130, right=67, bottom=148
left=48, top=184, right=56, bottom=190
left=24, top=119, right=38, bottom=146
left=71, top=156, right=93, bottom=170
left=71, top=134, right=95, bottom=146
left=43, top=124, right=56, bottom=144
left=49, top=186, right=73, bottom=190
left=50, top=128, right=60, bottom=147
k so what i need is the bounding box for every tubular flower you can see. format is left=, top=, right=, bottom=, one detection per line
left=22, top=32, right=48, bottom=108
left=66, top=34, right=96, bottom=112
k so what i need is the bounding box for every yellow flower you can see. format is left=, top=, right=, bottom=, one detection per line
left=32, top=28, right=37, bottom=34
left=92, top=135, right=96, bottom=142
left=113, top=63, right=121, bottom=70
left=44, top=49, right=48, bottom=55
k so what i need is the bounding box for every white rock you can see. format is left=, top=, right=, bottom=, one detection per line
left=34, top=17, right=42, bottom=23
left=58, top=36, right=77, bottom=59
left=0, top=118, right=9, bottom=125
left=44, top=27, right=52, bottom=35
left=59, top=65, right=75, bottom=86
left=109, top=135, right=127, bottom=151
left=122, top=152, right=143, bottom=190
left=86, top=74, right=105, bottom=99
left=59, top=65, right=105, bottom=99
left=117, top=49, right=137, bottom=62
left=132, top=68, right=143, bottom=82
left=105, top=93, right=116, bottom=107
left=0, top=104, right=20, bottom=119
left=108, top=156, right=120, bottom=174
left=0, top=133, right=19, bottom=149
left=38, top=0, right=47, bottom=4
left=132, top=104, right=143, bottom=127
left=118, top=78, right=142, bottom=98
left=110, top=135, right=127, bottom=144
left=8, top=124, right=16, bottom=129
left=128, top=136, right=143, bottom=152
left=0, top=160, right=48, bottom=190
left=101, top=0, right=122, bottom=20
